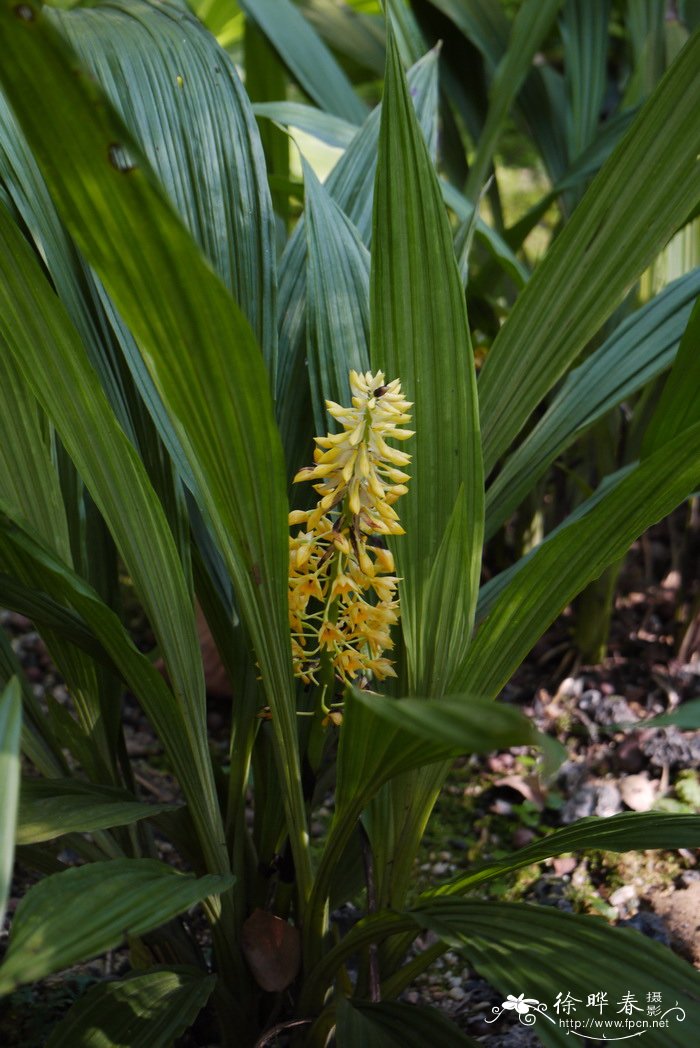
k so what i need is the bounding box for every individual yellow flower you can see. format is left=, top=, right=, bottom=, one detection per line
left=288, top=371, right=412, bottom=687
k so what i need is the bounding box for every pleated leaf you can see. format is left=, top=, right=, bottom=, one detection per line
left=276, top=49, right=439, bottom=481
left=303, top=157, right=370, bottom=435
left=0, top=204, right=226, bottom=866
left=427, top=812, right=700, bottom=896
left=17, top=779, right=178, bottom=846
left=479, top=31, right=700, bottom=473
left=238, top=0, right=366, bottom=124
left=410, top=900, right=700, bottom=1047
left=642, top=295, right=700, bottom=455
left=371, top=23, right=483, bottom=695
left=50, top=0, right=278, bottom=373
left=0, top=4, right=310, bottom=889
left=0, top=677, right=21, bottom=928
left=0, top=860, right=233, bottom=995
left=560, top=0, right=611, bottom=163
left=460, top=420, right=700, bottom=697
left=46, top=966, right=216, bottom=1048
left=336, top=997, right=479, bottom=1048
left=464, top=0, right=562, bottom=199
left=485, top=270, right=700, bottom=537
left=334, top=688, right=537, bottom=821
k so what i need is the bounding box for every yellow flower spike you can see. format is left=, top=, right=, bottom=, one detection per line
left=288, top=371, right=412, bottom=691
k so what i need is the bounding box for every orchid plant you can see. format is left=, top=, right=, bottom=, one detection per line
left=0, top=1, right=699, bottom=1046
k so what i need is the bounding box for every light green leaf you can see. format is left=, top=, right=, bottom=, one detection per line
left=46, top=966, right=216, bottom=1048
left=0, top=860, right=233, bottom=995
left=479, top=31, right=700, bottom=473
left=642, top=295, right=700, bottom=455
left=371, top=22, right=484, bottom=695
left=427, top=812, right=700, bottom=896
left=336, top=997, right=479, bottom=1048
left=410, top=899, right=700, bottom=1047
left=238, top=0, right=366, bottom=124
left=253, top=102, right=358, bottom=148
left=0, top=677, right=21, bottom=928
left=17, top=779, right=178, bottom=846
left=303, top=157, right=370, bottom=435
left=485, top=270, right=700, bottom=537
left=0, top=5, right=310, bottom=891
left=461, top=420, right=700, bottom=697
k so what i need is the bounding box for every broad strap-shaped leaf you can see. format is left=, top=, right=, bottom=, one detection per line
left=621, top=700, right=700, bottom=731
left=0, top=4, right=311, bottom=894
left=17, top=779, right=178, bottom=846
left=50, top=0, right=278, bottom=373
left=0, top=677, right=21, bottom=928
left=0, top=511, right=228, bottom=877
left=0, top=629, right=65, bottom=779
left=479, top=30, right=700, bottom=473
left=238, top=0, right=366, bottom=124
left=334, top=688, right=538, bottom=820
left=46, top=966, right=216, bottom=1048
left=426, top=812, right=700, bottom=896
left=303, top=157, right=370, bottom=435
left=0, top=860, right=233, bottom=995
left=409, top=899, right=700, bottom=1047
left=485, top=270, right=700, bottom=537
left=560, top=0, right=611, bottom=164
left=460, top=419, right=700, bottom=697
left=464, top=0, right=562, bottom=200
left=335, top=996, right=479, bottom=1048
left=642, top=295, right=700, bottom=455
left=305, top=687, right=538, bottom=950
left=0, top=204, right=225, bottom=865
left=276, top=49, right=439, bottom=484
left=371, top=22, right=484, bottom=695
left=253, top=102, right=358, bottom=149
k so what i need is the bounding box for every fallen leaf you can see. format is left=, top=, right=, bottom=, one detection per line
left=241, top=909, right=301, bottom=992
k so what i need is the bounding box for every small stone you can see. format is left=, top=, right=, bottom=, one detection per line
left=448, top=986, right=466, bottom=1000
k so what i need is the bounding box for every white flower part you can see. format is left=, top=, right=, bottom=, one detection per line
left=502, top=993, right=539, bottom=1015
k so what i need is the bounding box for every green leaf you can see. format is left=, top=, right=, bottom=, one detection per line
left=0, top=5, right=311, bottom=892
left=427, top=812, right=700, bottom=896
left=0, top=203, right=225, bottom=866
left=336, top=997, right=479, bottom=1048
left=0, top=677, right=21, bottom=927
left=618, top=699, right=700, bottom=731
left=409, top=899, right=700, bottom=1047
left=642, top=295, right=700, bottom=455
left=464, top=0, right=562, bottom=200
left=253, top=102, right=358, bottom=148
left=560, top=0, right=611, bottom=164
left=371, top=22, right=484, bottom=695
left=17, top=779, right=179, bottom=846
left=45, top=966, right=216, bottom=1048
left=238, top=0, right=366, bottom=124
left=461, top=421, right=700, bottom=697
left=50, top=0, right=278, bottom=373
left=303, top=157, right=370, bottom=435
left=485, top=270, right=700, bottom=537
left=276, top=48, right=439, bottom=483
left=334, top=688, right=538, bottom=821
left=479, top=31, right=700, bottom=473
left=0, top=860, right=233, bottom=995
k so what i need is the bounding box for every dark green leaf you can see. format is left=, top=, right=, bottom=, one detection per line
left=46, top=966, right=216, bottom=1048
left=0, top=677, right=21, bottom=926
left=0, top=860, right=233, bottom=995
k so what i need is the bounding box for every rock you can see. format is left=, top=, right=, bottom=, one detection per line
left=619, top=910, right=671, bottom=946
left=561, top=781, right=622, bottom=824
left=619, top=773, right=657, bottom=812
left=609, top=884, right=637, bottom=916
left=649, top=882, right=700, bottom=964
